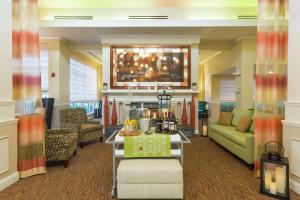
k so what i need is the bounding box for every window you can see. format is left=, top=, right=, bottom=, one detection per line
left=40, top=44, right=49, bottom=98
left=220, top=79, right=236, bottom=102
left=70, top=57, right=98, bottom=114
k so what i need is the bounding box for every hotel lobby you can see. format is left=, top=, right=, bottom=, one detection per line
left=1, top=0, right=300, bottom=199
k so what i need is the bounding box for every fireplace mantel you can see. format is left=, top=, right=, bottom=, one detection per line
left=102, top=89, right=198, bottom=94
left=102, top=89, right=198, bottom=102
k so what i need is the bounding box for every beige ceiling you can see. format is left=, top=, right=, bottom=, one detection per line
left=38, top=0, right=257, bottom=63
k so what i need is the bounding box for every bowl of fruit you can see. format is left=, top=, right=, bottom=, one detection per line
left=119, top=118, right=140, bottom=136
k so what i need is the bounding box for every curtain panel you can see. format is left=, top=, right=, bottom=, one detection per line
left=12, top=0, right=46, bottom=178
left=254, top=0, right=288, bottom=176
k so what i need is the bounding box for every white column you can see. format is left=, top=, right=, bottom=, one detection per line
left=43, top=39, right=70, bottom=128
left=0, top=0, right=18, bottom=191
left=282, top=0, right=300, bottom=195
left=240, top=39, right=256, bottom=110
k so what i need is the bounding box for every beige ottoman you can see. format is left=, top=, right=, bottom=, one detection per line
left=117, top=159, right=183, bottom=199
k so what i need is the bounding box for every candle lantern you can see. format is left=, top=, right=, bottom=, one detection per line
left=157, top=86, right=173, bottom=117
left=260, top=141, right=289, bottom=200
left=156, top=85, right=174, bottom=134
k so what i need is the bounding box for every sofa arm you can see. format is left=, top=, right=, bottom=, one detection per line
left=209, top=119, right=218, bottom=126
left=244, top=133, right=255, bottom=164
left=61, top=123, right=80, bottom=133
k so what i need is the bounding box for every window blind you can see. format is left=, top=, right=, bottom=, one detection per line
left=70, top=58, right=98, bottom=102
left=40, top=44, right=48, bottom=91
left=220, top=79, right=236, bottom=102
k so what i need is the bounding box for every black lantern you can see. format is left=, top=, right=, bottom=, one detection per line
left=260, top=141, right=289, bottom=200
left=156, top=85, right=174, bottom=133
left=157, top=87, right=174, bottom=116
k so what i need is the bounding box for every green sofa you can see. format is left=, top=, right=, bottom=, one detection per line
left=209, top=109, right=254, bottom=167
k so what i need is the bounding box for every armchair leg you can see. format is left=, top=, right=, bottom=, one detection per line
left=80, top=143, right=84, bottom=149
left=64, top=160, right=69, bottom=168
left=248, top=164, right=254, bottom=170
left=100, top=136, right=103, bottom=143
left=73, top=150, right=77, bottom=156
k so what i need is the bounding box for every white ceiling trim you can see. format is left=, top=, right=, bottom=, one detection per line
left=39, top=19, right=257, bottom=28
left=101, top=35, right=200, bottom=45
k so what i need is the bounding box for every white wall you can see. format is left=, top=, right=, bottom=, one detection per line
left=101, top=36, right=200, bottom=133
left=101, top=36, right=200, bottom=88
left=0, top=0, right=18, bottom=191
left=203, top=38, right=256, bottom=119
left=283, top=0, right=300, bottom=195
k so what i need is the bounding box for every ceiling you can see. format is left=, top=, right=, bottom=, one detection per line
left=38, top=0, right=257, bottom=63
left=38, top=0, right=257, bottom=8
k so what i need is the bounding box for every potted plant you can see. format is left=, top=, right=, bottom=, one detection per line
left=192, top=83, right=197, bottom=91
left=103, top=82, right=108, bottom=91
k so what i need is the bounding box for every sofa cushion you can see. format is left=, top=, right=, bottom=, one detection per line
left=236, top=116, right=252, bottom=133
left=117, top=159, right=182, bottom=184
left=79, top=124, right=101, bottom=134
left=232, top=109, right=252, bottom=127
left=81, top=123, right=99, bottom=129
left=210, top=124, right=253, bottom=147
left=218, top=112, right=233, bottom=126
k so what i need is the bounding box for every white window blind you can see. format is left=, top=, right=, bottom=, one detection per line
left=40, top=44, right=48, bottom=91
left=70, top=58, right=98, bottom=102
left=220, top=79, right=236, bottom=102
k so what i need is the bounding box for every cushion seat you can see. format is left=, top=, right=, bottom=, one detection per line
left=79, top=124, right=101, bottom=134
left=117, top=159, right=183, bottom=199
left=210, top=124, right=253, bottom=148
left=117, top=159, right=182, bottom=184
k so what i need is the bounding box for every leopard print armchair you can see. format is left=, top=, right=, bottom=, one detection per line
left=59, top=108, right=103, bottom=148
left=45, top=129, right=78, bottom=168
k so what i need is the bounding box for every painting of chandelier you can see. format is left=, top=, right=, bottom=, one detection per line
left=110, top=45, right=191, bottom=89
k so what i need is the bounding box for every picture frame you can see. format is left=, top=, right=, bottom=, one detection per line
left=110, top=45, right=191, bottom=89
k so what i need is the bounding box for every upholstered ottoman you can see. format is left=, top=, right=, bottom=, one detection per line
left=117, top=159, right=183, bottom=199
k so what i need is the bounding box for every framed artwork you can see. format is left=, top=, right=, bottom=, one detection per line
left=110, top=45, right=191, bottom=89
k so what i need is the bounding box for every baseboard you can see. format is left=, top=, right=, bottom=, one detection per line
left=0, top=172, right=19, bottom=191
left=290, top=178, right=300, bottom=195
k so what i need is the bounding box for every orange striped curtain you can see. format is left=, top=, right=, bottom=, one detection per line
left=12, top=0, right=46, bottom=178
left=254, top=0, right=288, bottom=176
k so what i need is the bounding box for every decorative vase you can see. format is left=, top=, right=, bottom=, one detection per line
left=104, top=96, right=109, bottom=129
left=192, top=83, right=197, bottom=91
left=182, top=99, right=188, bottom=126
left=103, top=83, right=108, bottom=91
left=111, top=99, right=118, bottom=125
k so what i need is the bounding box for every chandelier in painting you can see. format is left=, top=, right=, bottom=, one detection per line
left=110, top=45, right=191, bottom=89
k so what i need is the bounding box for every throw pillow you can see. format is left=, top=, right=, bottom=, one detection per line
left=236, top=116, right=251, bottom=133
left=218, top=112, right=233, bottom=126
left=232, top=108, right=252, bottom=127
